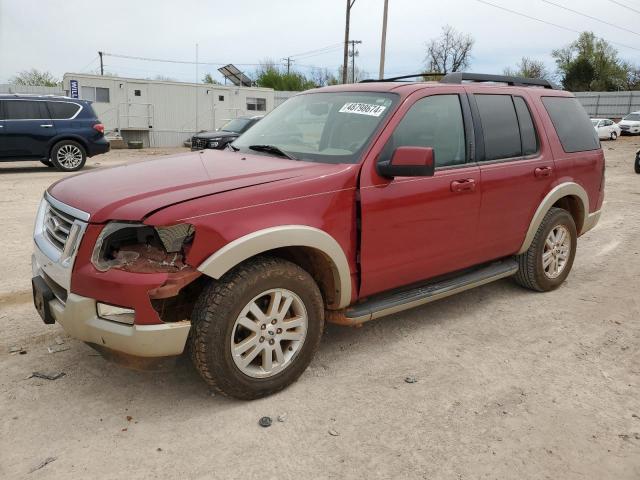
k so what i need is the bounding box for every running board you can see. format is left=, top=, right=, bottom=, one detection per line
left=329, top=259, right=518, bottom=326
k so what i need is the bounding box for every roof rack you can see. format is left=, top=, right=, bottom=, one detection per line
left=359, top=72, right=444, bottom=83
left=440, top=72, right=560, bottom=90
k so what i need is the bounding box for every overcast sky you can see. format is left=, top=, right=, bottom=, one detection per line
left=1, top=0, right=640, bottom=84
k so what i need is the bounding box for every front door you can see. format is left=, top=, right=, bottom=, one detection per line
left=359, top=92, right=482, bottom=297
left=1, top=99, right=57, bottom=159
left=466, top=88, right=557, bottom=260
left=126, top=83, right=150, bottom=129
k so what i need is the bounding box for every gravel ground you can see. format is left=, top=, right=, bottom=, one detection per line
left=0, top=142, right=639, bottom=479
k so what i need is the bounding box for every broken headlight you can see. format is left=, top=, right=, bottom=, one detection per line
left=91, top=222, right=194, bottom=273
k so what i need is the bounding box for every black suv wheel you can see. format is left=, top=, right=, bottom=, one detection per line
left=635, top=151, right=640, bottom=174
left=50, top=140, right=87, bottom=172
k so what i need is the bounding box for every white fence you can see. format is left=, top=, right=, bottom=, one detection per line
left=0, top=84, right=64, bottom=95
left=575, top=91, right=640, bottom=119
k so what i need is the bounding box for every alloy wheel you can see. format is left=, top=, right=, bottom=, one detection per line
left=542, top=225, right=571, bottom=279
left=56, top=144, right=83, bottom=169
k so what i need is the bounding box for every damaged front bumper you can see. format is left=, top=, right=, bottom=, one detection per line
left=32, top=193, right=193, bottom=365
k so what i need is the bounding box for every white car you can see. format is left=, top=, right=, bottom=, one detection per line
left=591, top=118, right=621, bottom=140
left=618, top=111, right=640, bottom=135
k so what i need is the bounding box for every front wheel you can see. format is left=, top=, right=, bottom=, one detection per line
left=635, top=152, right=640, bottom=174
left=50, top=140, right=86, bottom=171
left=190, top=256, right=324, bottom=399
left=610, top=131, right=618, bottom=140
left=514, top=207, right=577, bottom=292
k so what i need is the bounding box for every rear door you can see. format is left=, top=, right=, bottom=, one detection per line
left=0, top=101, right=8, bottom=157
left=467, top=88, right=556, bottom=260
left=359, top=90, right=483, bottom=297
left=2, top=99, right=57, bottom=158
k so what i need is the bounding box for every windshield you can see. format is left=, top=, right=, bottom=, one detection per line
left=591, top=119, right=600, bottom=126
left=623, top=113, right=640, bottom=121
left=232, top=91, right=398, bottom=164
left=220, top=118, right=252, bottom=133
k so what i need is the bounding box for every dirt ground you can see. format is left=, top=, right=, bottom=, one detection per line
left=1, top=141, right=639, bottom=479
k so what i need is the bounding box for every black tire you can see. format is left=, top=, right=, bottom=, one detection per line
left=190, top=256, right=324, bottom=400
left=610, top=131, right=617, bottom=140
left=50, top=140, right=87, bottom=172
left=635, top=152, right=640, bottom=174
left=39, top=159, right=54, bottom=167
left=514, top=207, right=577, bottom=292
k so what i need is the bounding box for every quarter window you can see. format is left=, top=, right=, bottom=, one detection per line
left=47, top=101, right=81, bottom=119
left=380, top=94, right=466, bottom=168
left=513, top=96, right=538, bottom=156
left=542, top=97, right=599, bottom=153
left=247, top=97, right=266, bottom=111
left=2, top=100, right=50, bottom=120
left=81, top=86, right=110, bottom=103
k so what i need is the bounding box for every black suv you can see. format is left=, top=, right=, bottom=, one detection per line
left=0, top=94, right=109, bottom=171
left=191, top=115, right=262, bottom=151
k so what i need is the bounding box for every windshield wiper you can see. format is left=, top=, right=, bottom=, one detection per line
left=248, top=144, right=298, bottom=160
left=227, top=143, right=239, bottom=152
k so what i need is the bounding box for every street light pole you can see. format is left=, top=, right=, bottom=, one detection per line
left=378, top=0, right=389, bottom=79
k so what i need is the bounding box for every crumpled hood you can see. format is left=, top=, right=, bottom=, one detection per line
left=48, top=150, right=337, bottom=223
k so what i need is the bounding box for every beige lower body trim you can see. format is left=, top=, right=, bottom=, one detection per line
left=50, top=294, right=190, bottom=357
left=580, top=209, right=601, bottom=235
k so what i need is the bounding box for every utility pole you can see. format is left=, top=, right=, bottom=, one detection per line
left=349, top=40, right=362, bottom=83
left=282, top=57, right=293, bottom=74
left=98, top=51, right=104, bottom=76
left=342, top=0, right=356, bottom=84
left=378, top=0, right=389, bottom=80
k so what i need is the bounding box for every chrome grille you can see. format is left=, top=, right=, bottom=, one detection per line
left=44, top=204, right=75, bottom=251
left=191, top=137, right=208, bottom=150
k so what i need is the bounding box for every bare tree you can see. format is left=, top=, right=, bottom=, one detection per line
left=425, top=25, right=474, bottom=74
left=504, top=57, right=550, bottom=80
left=9, top=69, right=59, bottom=87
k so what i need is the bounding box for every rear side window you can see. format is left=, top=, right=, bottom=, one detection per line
left=47, top=101, right=81, bottom=119
left=475, top=95, right=521, bottom=160
left=542, top=97, right=599, bottom=153
left=513, top=97, right=538, bottom=156
left=3, top=100, right=50, bottom=120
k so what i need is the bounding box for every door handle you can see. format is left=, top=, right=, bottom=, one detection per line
left=450, top=179, right=476, bottom=193
left=534, top=166, right=552, bottom=178
left=40, top=124, right=54, bottom=128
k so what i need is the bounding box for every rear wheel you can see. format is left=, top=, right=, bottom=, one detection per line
left=50, top=140, right=86, bottom=172
left=190, top=256, right=324, bottom=399
left=610, top=131, right=618, bottom=140
left=514, top=207, right=577, bottom=292
left=635, top=151, right=640, bottom=174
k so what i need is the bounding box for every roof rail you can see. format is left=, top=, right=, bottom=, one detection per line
left=359, top=72, right=444, bottom=83
left=440, top=72, right=561, bottom=90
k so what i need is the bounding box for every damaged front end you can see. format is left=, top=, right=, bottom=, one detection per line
left=89, top=222, right=202, bottom=324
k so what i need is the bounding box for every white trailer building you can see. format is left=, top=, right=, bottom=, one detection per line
left=61, top=73, right=276, bottom=147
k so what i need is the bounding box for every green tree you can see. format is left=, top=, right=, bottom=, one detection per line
left=9, top=69, right=59, bottom=86
left=504, top=57, right=550, bottom=80
left=202, top=73, right=221, bottom=84
left=254, top=60, right=316, bottom=91
left=552, top=32, right=625, bottom=91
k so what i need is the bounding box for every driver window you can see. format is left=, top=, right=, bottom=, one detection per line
left=380, top=94, right=466, bottom=167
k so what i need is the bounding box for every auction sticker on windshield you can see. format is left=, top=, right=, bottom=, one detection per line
left=339, top=102, right=387, bottom=117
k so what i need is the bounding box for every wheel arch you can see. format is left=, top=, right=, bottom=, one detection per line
left=197, top=226, right=352, bottom=309
left=517, top=182, right=589, bottom=254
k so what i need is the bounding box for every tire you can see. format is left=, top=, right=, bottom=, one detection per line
left=514, top=207, right=577, bottom=292
left=610, top=131, right=618, bottom=140
left=635, top=152, right=640, bottom=174
left=39, top=159, right=54, bottom=167
left=190, top=256, right=324, bottom=399
left=50, top=140, right=86, bottom=172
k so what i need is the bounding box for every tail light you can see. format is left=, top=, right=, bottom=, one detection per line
left=93, top=123, right=105, bottom=134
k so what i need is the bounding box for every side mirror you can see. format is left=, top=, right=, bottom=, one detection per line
left=377, top=146, right=435, bottom=178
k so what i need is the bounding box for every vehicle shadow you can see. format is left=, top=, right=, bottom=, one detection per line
left=0, top=164, right=100, bottom=174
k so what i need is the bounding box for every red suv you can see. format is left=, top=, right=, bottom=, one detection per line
left=32, top=73, right=604, bottom=399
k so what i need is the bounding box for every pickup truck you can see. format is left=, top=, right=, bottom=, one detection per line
left=32, top=73, right=604, bottom=399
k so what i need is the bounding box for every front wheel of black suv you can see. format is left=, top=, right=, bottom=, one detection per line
left=50, top=140, right=87, bottom=172
left=514, top=207, right=577, bottom=292
left=634, top=151, right=640, bottom=174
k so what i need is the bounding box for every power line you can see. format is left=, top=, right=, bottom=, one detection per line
left=475, top=0, right=640, bottom=53
left=541, top=0, right=640, bottom=37
left=606, top=0, right=640, bottom=15
left=287, top=42, right=344, bottom=58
